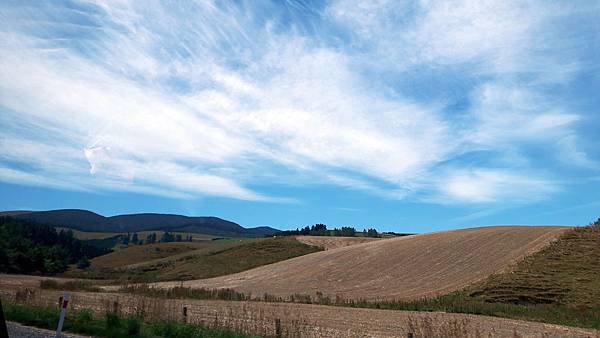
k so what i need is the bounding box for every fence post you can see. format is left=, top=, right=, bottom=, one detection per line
left=275, top=318, right=282, bottom=338
left=55, top=293, right=70, bottom=338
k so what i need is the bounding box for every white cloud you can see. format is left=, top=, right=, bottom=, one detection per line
left=438, top=169, right=559, bottom=203
left=557, top=135, right=599, bottom=170
left=468, top=84, right=579, bottom=146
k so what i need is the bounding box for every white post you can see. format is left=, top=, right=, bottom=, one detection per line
left=55, top=293, right=70, bottom=338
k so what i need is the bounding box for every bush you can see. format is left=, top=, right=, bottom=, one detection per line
left=77, top=257, right=91, bottom=269
left=40, top=279, right=101, bottom=292
left=126, top=317, right=142, bottom=336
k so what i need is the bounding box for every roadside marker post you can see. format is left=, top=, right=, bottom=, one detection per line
left=55, top=293, right=70, bottom=338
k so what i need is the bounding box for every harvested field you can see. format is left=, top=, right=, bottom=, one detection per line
left=295, top=235, right=381, bottom=250
left=0, top=281, right=596, bottom=338
left=158, top=226, right=569, bottom=301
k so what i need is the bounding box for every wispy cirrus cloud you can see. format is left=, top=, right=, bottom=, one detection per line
left=0, top=0, right=598, bottom=207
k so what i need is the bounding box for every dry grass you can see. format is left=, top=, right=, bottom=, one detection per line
left=155, top=226, right=569, bottom=301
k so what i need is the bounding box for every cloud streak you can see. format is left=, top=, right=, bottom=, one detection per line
left=0, top=0, right=598, bottom=206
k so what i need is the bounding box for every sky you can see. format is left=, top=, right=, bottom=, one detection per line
left=0, top=0, right=599, bottom=233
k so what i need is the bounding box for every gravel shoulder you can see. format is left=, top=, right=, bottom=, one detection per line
left=7, top=321, right=90, bottom=338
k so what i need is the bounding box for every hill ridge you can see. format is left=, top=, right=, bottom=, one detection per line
left=0, top=209, right=279, bottom=237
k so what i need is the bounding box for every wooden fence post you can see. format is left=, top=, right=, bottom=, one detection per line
left=275, top=318, right=282, bottom=338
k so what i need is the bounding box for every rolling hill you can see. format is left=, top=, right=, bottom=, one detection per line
left=76, top=237, right=323, bottom=282
left=0, top=209, right=279, bottom=237
left=156, top=226, right=570, bottom=301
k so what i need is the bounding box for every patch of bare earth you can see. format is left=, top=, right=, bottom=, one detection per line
left=157, top=226, right=569, bottom=301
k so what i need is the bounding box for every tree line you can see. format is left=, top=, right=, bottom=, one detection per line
left=278, top=223, right=380, bottom=238
left=0, top=216, right=108, bottom=274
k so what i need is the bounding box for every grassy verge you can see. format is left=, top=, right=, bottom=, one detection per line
left=4, top=302, right=254, bottom=338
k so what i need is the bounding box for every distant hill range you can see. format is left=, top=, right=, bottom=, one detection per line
left=0, top=209, right=279, bottom=238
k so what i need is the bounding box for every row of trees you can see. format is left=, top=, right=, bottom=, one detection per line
left=279, top=223, right=380, bottom=238
left=0, top=217, right=108, bottom=274
left=120, top=232, right=193, bottom=245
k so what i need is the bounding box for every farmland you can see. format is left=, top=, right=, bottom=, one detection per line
left=156, top=226, right=568, bottom=300
left=0, top=275, right=597, bottom=337
left=89, top=241, right=212, bottom=269
left=66, top=236, right=323, bottom=282
left=3, top=221, right=600, bottom=337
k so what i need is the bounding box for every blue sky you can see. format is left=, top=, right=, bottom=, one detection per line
left=0, top=1, right=599, bottom=233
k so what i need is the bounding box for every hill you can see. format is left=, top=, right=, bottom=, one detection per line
left=157, top=226, right=569, bottom=300
left=90, top=241, right=214, bottom=269
left=3, top=209, right=279, bottom=237
left=72, top=237, right=322, bottom=282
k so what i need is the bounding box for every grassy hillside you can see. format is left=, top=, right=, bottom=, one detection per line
left=91, top=242, right=211, bottom=268
left=469, top=220, right=600, bottom=306
left=70, top=236, right=322, bottom=282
